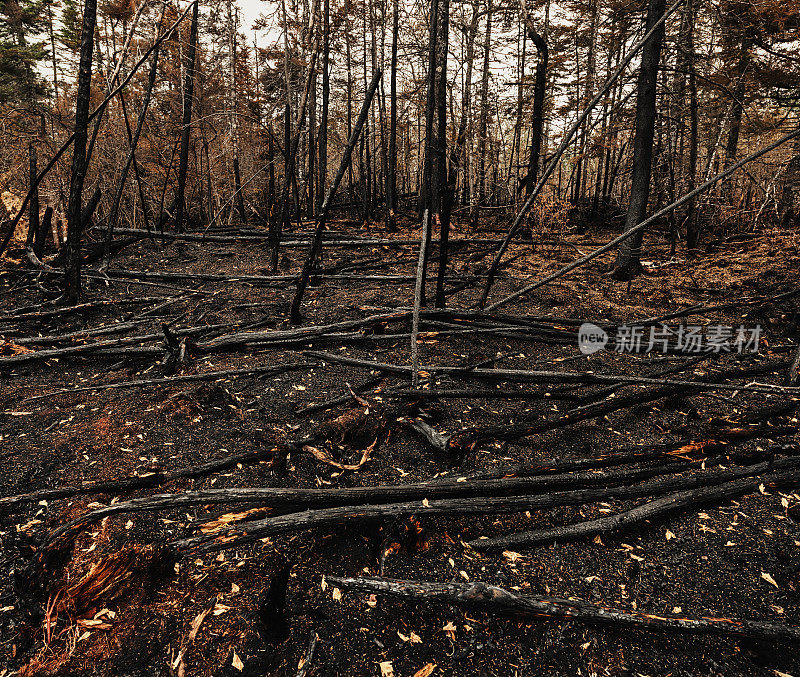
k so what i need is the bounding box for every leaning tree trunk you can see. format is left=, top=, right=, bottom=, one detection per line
left=63, top=0, right=98, bottom=303
left=175, top=0, right=199, bottom=233
left=102, top=40, right=161, bottom=267
left=610, top=0, right=667, bottom=280
left=290, top=70, right=382, bottom=324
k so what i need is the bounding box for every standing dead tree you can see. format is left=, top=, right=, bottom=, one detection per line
left=486, top=124, right=800, bottom=311
left=0, top=3, right=198, bottom=260
left=61, top=0, right=98, bottom=303
left=290, top=69, right=383, bottom=324
left=175, top=0, right=199, bottom=233
left=102, top=21, right=163, bottom=268
left=478, top=0, right=684, bottom=308
left=610, top=0, right=667, bottom=280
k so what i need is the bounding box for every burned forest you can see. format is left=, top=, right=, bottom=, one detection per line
left=2, top=0, right=800, bottom=673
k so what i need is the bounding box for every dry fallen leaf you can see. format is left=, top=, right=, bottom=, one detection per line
left=231, top=650, right=244, bottom=671
left=379, top=660, right=394, bottom=677
left=503, top=551, right=524, bottom=563
left=442, top=621, right=457, bottom=640
left=665, top=530, right=675, bottom=540
left=761, top=572, right=779, bottom=589
left=412, top=664, right=436, bottom=677
left=332, top=587, right=342, bottom=601
left=189, top=606, right=212, bottom=641
left=77, top=618, right=112, bottom=630
left=303, top=441, right=377, bottom=471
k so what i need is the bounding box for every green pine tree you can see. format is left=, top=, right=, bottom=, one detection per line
left=0, top=0, right=49, bottom=104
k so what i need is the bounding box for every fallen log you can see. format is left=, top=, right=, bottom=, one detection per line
left=469, top=465, right=800, bottom=551
left=107, top=268, right=472, bottom=285
left=170, top=457, right=799, bottom=555
left=450, top=439, right=708, bottom=480
left=382, top=388, right=582, bottom=402
left=294, top=375, right=385, bottom=415
left=27, top=456, right=797, bottom=582
left=327, top=576, right=800, bottom=643
left=0, top=323, right=230, bottom=368
left=26, top=454, right=707, bottom=526
left=466, top=359, right=791, bottom=445
left=786, top=344, right=800, bottom=386
left=102, top=227, right=540, bottom=247
left=13, top=321, right=139, bottom=345
left=306, top=354, right=798, bottom=396
left=0, top=444, right=282, bottom=510
left=198, top=312, right=410, bottom=351
left=18, top=362, right=313, bottom=402
left=0, top=297, right=164, bottom=322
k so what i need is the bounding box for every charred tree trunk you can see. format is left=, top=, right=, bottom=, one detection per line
left=433, top=0, right=451, bottom=308
left=474, top=0, right=493, bottom=225
left=610, top=0, right=666, bottom=280
left=318, top=0, right=330, bottom=214
left=103, top=41, right=160, bottom=266
left=175, top=0, right=199, bottom=233
left=721, top=38, right=751, bottom=198
left=387, top=0, right=399, bottom=229
left=25, top=143, right=39, bottom=252
left=417, top=0, right=439, bottom=304
left=526, top=29, right=548, bottom=195
left=455, top=1, right=479, bottom=208
left=290, top=70, right=382, bottom=324
left=684, top=0, right=700, bottom=251
left=63, top=0, right=98, bottom=303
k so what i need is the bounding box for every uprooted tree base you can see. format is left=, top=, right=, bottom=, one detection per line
left=2, top=218, right=800, bottom=676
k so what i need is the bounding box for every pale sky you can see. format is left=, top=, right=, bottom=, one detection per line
left=237, top=0, right=266, bottom=30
